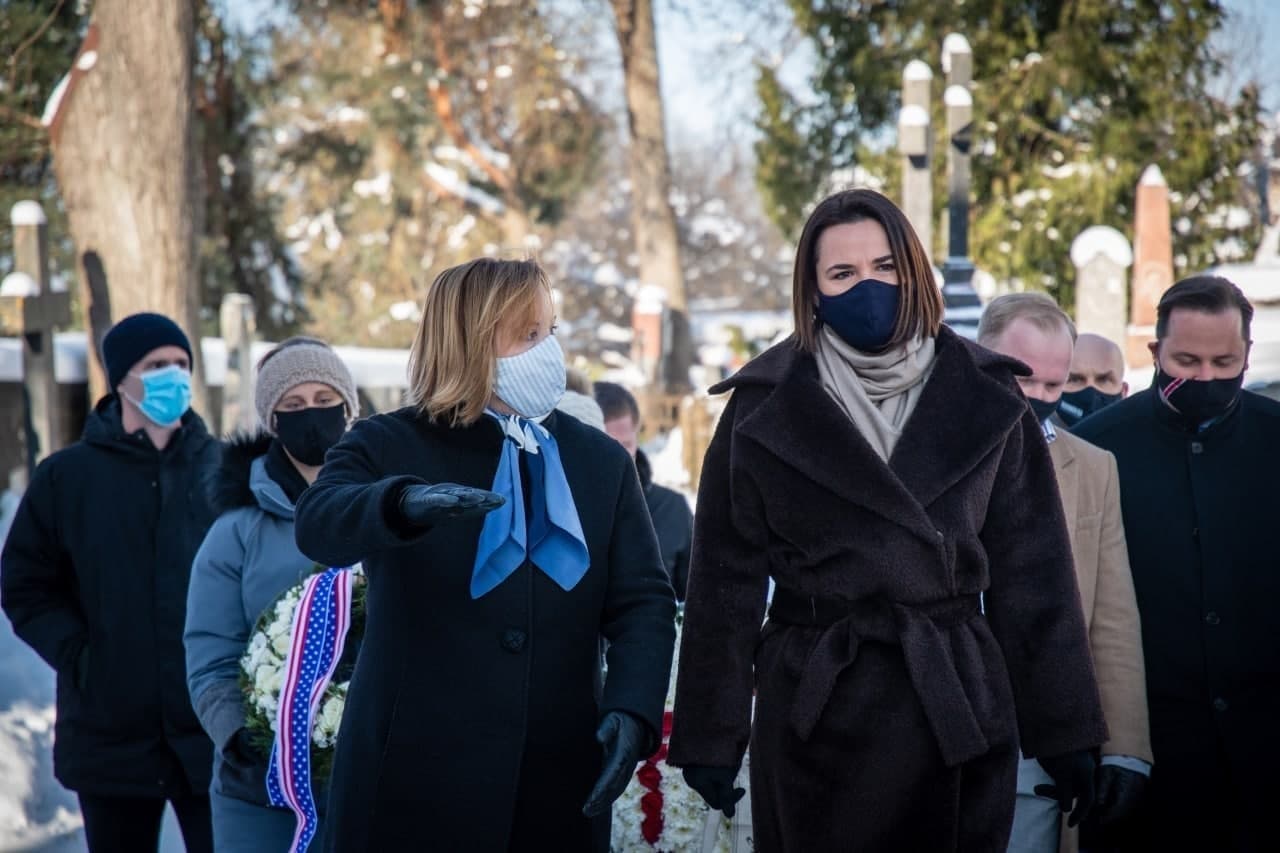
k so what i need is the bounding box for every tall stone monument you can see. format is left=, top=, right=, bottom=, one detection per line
left=899, top=60, right=933, bottom=259
left=939, top=33, right=982, bottom=337
left=1071, top=225, right=1133, bottom=350
left=1128, top=165, right=1174, bottom=366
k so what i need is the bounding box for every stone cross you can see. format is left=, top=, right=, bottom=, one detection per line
left=1071, top=226, right=1133, bottom=351
left=899, top=60, right=933, bottom=259
left=1128, top=165, right=1174, bottom=366
left=1, top=201, right=72, bottom=476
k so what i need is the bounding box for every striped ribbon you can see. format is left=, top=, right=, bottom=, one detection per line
left=266, top=567, right=355, bottom=853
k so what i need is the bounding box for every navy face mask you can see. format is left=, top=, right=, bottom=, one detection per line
left=1155, top=367, right=1243, bottom=428
left=816, top=278, right=901, bottom=352
left=1058, top=386, right=1122, bottom=427
left=1027, top=396, right=1060, bottom=424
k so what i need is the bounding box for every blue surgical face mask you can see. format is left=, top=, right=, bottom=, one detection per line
left=124, top=364, right=192, bottom=428
left=816, top=278, right=901, bottom=352
left=494, top=334, right=566, bottom=420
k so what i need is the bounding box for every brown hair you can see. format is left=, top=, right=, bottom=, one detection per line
left=977, top=292, right=1077, bottom=346
left=791, top=188, right=943, bottom=352
left=407, top=257, right=550, bottom=426
left=1156, top=275, right=1253, bottom=342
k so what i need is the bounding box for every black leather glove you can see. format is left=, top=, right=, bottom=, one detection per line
left=229, top=727, right=261, bottom=762
left=683, top=765, right=746, bottom=817
left=582, top=711, right=649, bottom=816
left=1034, top=749, right=1098, bottom=828
left=397, top=483, right=504, bottom=528
left=1091, top=764, right=1148, bottom=825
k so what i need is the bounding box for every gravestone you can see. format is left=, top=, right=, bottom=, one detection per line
left=219, top=293, right=257, bottom=436
left=1071, top=226, right=1133, bottom=352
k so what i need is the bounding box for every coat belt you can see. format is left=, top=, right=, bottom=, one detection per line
left=767, top=588, right=989, bottom=767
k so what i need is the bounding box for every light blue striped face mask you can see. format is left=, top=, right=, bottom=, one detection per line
left=493, top=334, right=566, bottom=420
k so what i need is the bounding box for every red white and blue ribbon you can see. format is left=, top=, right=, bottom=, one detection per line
left=266, top=567, right=355, bottom=853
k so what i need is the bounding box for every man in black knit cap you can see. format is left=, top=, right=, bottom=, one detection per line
left=2, top=312, right=220, bottom=853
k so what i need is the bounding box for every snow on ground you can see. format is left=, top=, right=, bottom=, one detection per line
left=0, top=608, right=186, bottom=852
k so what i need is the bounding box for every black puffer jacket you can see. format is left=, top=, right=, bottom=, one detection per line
left=1, top=397, right=221, bottom=797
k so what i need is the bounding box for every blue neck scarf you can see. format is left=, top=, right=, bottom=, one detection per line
left=471, top=413, right=590, bottom=598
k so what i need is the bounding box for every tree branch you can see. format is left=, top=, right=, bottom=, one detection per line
left=6, top=0, right=69, bottom=74
left=427, top=8, right=515, bottom=196
left=0, top=103, right=46, bottom=130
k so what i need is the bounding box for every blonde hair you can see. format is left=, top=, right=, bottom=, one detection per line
left=977, top=292, right=1076, bottom=347
left=407, top=257, right=550, bottom=426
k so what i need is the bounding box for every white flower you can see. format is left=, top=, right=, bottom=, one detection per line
left=271, top=632, right=293, bottom=658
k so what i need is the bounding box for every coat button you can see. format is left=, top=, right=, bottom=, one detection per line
left=1205, top=611, right=1220, bottom=626
left=1190, top=441, right=1203, bottom=454
left=500, top=629, right=527, bottom=653
left=1212, top=697, right=1228, bottom=712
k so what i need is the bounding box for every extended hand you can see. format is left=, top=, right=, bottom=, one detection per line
left=1034, top=749, right=1098, bottom=828
left=683, top=765, right=746, bottom=817
left=397, top=483, right=504, bottom=528
left=582, top=711, right=648, bottom=817
left=1091, top=764, right=1148, bottom=825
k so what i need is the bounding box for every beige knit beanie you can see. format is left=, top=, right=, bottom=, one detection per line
left=255, top=337, right=360, bottom=431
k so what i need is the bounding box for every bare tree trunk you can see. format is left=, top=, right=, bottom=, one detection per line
left=611, top=0, right=693, bottom=393
left=50, top=1, right=205, bottom=411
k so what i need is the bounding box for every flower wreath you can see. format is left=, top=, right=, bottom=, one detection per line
left=239, top=564, right=366, bottom=787
left=610, top=611, right=753, bottom=852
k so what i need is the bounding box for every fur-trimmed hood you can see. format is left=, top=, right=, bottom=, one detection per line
left=210, top=432, right=287, bottom=517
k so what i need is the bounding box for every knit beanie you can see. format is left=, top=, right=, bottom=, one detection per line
left=254, top=337, right=360, bottom=431
left=556, top=390, right=606, bottom=432
left=101, top=313, right=193, bottom=390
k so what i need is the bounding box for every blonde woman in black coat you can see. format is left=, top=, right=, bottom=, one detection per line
left=668, top=189, right=1108, bottom=851
left=293, top=258, right=676, bottom=852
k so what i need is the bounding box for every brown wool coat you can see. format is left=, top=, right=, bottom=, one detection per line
left=667, top=328, right=1108, bottom=853
left=1049, top=430, right=1151, bottom=853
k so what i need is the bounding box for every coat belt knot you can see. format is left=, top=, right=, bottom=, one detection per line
left=767, top=588, right=990, bottom=767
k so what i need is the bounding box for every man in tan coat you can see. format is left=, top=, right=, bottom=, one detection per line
left=979, top=294, right=1153, bottom=853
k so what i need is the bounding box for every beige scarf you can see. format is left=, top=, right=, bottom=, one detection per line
left=815, top=325, right=937, bottom=461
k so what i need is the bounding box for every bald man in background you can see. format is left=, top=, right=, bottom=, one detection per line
left=1058, top=334, right=1128, bottom=429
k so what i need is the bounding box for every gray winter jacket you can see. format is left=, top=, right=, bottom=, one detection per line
left=185, top=434, right=318, bottom=804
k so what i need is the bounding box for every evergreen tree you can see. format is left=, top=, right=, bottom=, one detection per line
left=757, top=0, right=1263, bottom=307
left=0, top=1, right=85, bottom=285
left=259, top=0, right=607, bottom=346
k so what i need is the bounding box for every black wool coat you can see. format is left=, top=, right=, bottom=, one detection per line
left=667, top=327, right=1108, bottom=852
left=1075, top=388, right=1280, bottom=851
left=293, top=407, right=676, bottom=853
left=0, top=397, right=220, bottom=797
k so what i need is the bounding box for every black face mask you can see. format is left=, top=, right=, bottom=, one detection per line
left=1058, top=386, right=1122, bottom=427
left=274, top=403, right=347, bottom=466
left=1027, top=396, right=1060, bottom=424
left=1154, top=367, right=1244, bottom=428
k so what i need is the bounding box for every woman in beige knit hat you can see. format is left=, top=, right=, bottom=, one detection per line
left=183, top=336, right=359, bottom=852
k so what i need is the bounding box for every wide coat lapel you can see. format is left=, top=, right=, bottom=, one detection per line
left=889, top=327, right=1031, bottom=509
left=726, top=343, right=942, bottom=546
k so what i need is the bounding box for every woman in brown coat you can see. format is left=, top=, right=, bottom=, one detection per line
left=667, top=189, right=1108, bottom=851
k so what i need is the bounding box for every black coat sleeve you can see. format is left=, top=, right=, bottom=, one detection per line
left=294, top=417, right=431, bottom=568
left=0, top=458, right=87, bottom=677
left=981, top=408, right=1109, bottom=759
left=599, top=448, right=677, bottom=754
left=667, top=391, right=771, bottom=769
